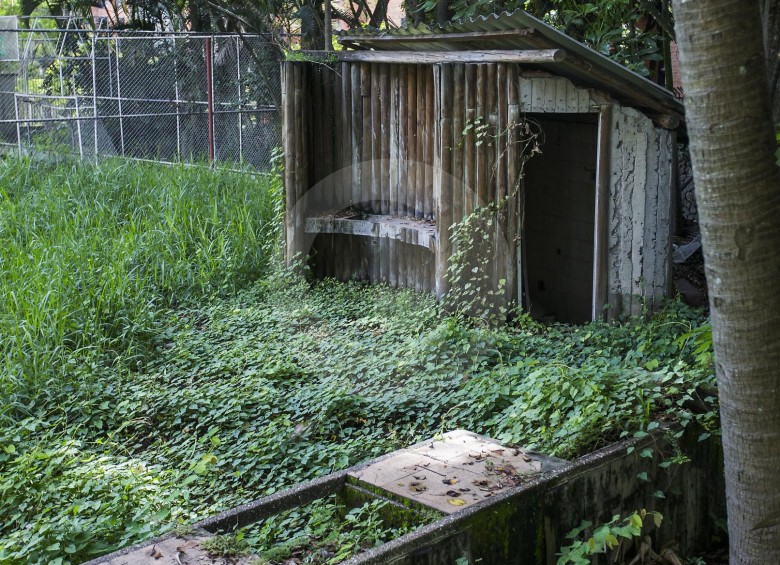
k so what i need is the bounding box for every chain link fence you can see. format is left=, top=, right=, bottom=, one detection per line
left=0, top=17, right=282, bottom=171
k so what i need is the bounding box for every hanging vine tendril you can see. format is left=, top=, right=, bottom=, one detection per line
left=444, top=116, right=544, bottom=322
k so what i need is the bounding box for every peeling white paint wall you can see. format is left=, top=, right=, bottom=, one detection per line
left=607, top=105, right=674, bottom=316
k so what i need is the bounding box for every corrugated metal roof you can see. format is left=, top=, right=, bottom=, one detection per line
left=339, top=10, right=683, bottom=120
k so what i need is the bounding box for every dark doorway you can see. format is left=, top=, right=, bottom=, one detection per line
left=521, top=114, right=599, bottom=324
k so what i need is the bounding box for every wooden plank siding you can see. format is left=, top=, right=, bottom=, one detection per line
left=281, top=59, right=675, bottom=320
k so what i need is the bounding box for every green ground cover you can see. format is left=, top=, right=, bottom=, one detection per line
left=0, top=157, right=717, bottom=564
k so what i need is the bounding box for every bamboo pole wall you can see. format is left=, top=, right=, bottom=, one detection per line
left=283, top=60, right=530, bottom=303
left=282, top=61, right=442, bottom=292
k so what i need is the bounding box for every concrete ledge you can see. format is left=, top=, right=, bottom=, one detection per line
left=305, top=213, right=437, bottom=252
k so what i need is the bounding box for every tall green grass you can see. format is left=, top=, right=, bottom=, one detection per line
left=0, top=157, right=282, bottom=403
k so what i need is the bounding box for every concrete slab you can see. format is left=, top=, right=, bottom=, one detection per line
left=348, top=429, right=553, bottom=514
left=89, top=430, right=567, bottom=564
left=98, top=533, right=261, bottom=565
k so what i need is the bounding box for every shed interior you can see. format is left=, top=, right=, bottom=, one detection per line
left=523, top=113, right=598, bottom=324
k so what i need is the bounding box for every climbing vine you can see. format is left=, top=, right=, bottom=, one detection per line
left=444, top=116, right=544, bottom=321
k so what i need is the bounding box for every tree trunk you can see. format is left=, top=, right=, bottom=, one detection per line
left=435, top=0, right=450, bottom=25
left=672, top=0, right=780, bottom=562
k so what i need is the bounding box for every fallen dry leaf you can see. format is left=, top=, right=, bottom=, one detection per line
left=448, top=498, right=466, bottom=506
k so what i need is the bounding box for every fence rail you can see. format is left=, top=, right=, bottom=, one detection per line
left=0, top=20, right=282, bottom=171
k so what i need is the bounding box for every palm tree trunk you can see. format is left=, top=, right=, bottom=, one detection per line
left=672, top=0, right=780, bottom=562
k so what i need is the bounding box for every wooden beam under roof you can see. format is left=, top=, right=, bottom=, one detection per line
left=336, top=49, right=567, bottom=64
left=338, top=28, right=538, bottom=46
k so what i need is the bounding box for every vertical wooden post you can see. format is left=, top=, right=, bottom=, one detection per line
left=371, top=63, right=381, bottom=214
left=381, top=67, right=391, bottom=215
left=506, top=64, right=521, bottom=309
left=406, top=66, right=417, bottom=216
left=389, top=65, right=400, bottom=216
left=436, top=63, right=454, bottom=299
left=283, top=62, right=307, bottom=267
left=389, top=65, right=400, bottom=289
left=350, top=63, right=362, bottom=208
left=452, top=64, right=465, bottom=225
left=415, top=65, right=426, bottom=218
left=341, top=62, right=352, bottom=209
left=476, top=64, right=488, bottom=208
left=494, top=63, right=507, bottom=288
left=592, top=104, right=613, bottom=321
left=326, top=65, right=338, bottom=209
left=282, top=63, right=295, bottom=266
left=361, top=63, right=371, bottom=212
left=424, top=66, right=435, bottom=220
left=294, top=63, right=308, bottom=261
left=464, top=64, right=476, bottom=216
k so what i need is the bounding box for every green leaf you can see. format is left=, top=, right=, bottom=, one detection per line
left=154, top=507, right=171, bottom=522
left=629, top=513, right=643, bottom=530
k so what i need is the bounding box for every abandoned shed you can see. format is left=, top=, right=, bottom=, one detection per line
left=281, top=10, right=684, bottom=323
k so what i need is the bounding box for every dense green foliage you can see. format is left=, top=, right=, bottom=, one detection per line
left=412, top=0, right=671, bottom=78
left=0, top=277, right=715, bottom=563
left=0, top=157, right=281, bottom=403
left=0, top=158, right=716, bottom=564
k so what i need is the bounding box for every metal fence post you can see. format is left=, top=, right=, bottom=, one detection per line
left=74, top=93, right=83, bottom=156
left=205, top=35, right=215, bottom=163
left=173, top=36, right=181, bottom=159
left=236, top=37, right=243, bottom=164
left=91, top=33, right=98, bottom=160
left=115, top=36, right=125, bottom=156
left=13, top=93, right=21, bottom=155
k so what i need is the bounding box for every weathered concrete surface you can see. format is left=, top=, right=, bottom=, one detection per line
left=87, top=429, right=724, bottom=565
left=345, top=430, right=725, bottom=564
left=349, top=429, right=558, bottom=513
left=96, top=532, right=260, bottom=565
left=607, top=104, right=675, bottom=316
left=305, top=213, right=438, bottom=252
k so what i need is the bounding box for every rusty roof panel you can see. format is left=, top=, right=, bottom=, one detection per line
left=338, top=10, right=683, bottom=119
